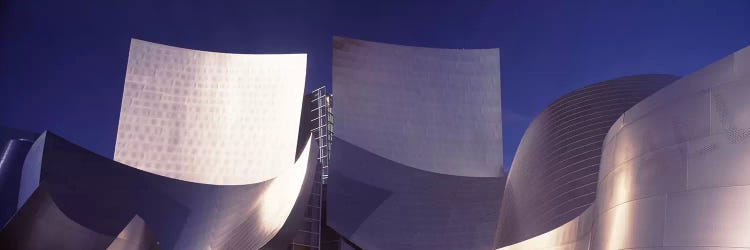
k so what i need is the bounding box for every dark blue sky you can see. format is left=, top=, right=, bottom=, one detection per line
left=1, top=0, right=749, bottom=172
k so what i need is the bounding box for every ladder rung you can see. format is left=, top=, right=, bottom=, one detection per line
left=311, top=95, right=327, bottom=102
left=295, top=229, right=321, bottom=235
left=290, top=243, right=319, bottom=248
left=311, top=106, right=326, bottom=112
left=310, top=115, right=326, bottom=122
left=312, top=85, right=326, bottom=92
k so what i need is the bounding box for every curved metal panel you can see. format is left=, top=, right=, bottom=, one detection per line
left=332, top=36, right=502, bottom=177
left=329, top=37, right=504, bottom=249
left=498, top=206, right=594, bottom=250
left=497, top=75, right=675, bottom=247
left=0, top=184, right=116, bottom=250
left=115, top=39, right=307, bottom=185
left=17, top=132, right=46, bottom=209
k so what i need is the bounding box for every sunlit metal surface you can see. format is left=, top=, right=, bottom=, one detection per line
left=498, top=207, right=594, bottom=250
left=329, top=37, right=504, bottom=250
left=115, top=39, right=307, bottom=185
left=498, top=44, right=750, bottom=250
left=496, top=75, right=675, bottom=247
left=17, top=132, right=45, bottom=209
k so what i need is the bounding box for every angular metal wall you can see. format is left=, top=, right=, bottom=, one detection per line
left=496, top=75, right=676, bottom=247
left=329, top=37, right=505, bottom=250
left=115, top=39, right=307, bottom=185
left=498, top=44, right=750, bottom=250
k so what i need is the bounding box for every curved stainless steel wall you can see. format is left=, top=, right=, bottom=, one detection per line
left=498, top=44, right=750, bottom=250
left=496, top=74, right=676, bottom=247
left=328, top=37, right=504, bottom=250
left=592, top=43, right=750, bottom=250
left=1, top=131, right=317, bottom=250
left=115, top=39, right=307, bottom=185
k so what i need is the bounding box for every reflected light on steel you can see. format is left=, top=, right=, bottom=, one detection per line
left=605, top=201, right=632, bottom=250
left=258, top=137, right=312, bottom=233
left=609, top=160, right=634, bottom=210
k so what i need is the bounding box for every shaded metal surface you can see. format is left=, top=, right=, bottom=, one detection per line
left=329, top=37, right=504, bottom=250
left=0, top=125, right=38, bottom=144
left=496, top=75, right=676, bottom=247
left=0, top=131, right=318, bottom=250
left=332, top=36, right=503, bottom=177
left=0, top=184, right=116, bottom=250
left=498, top=44, right=750, bottom=250
left=329, top=138, right=505, bottom=250
left=115, top=39, right=307, bottom=185
left=0, top=139, right=33, bottom=226
left=106, top=215, right=159, bottom=250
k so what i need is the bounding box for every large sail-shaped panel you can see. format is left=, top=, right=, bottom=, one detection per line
left=115, top=39, right=307, bottom=185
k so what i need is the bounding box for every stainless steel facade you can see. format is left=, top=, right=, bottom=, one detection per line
left=496, top=74, right=677, bottom=247
left=2, top=35, right=748, bottom=250
left=328, top=37, right=504, bottom=250
left=499, top=44, right=750, bottom=250
left=0, top=40, right=318, bottom=250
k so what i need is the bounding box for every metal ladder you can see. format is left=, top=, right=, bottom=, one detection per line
left=311, top=86, right=332, bottom=183
left=290, top=86, right=333, bottom=250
